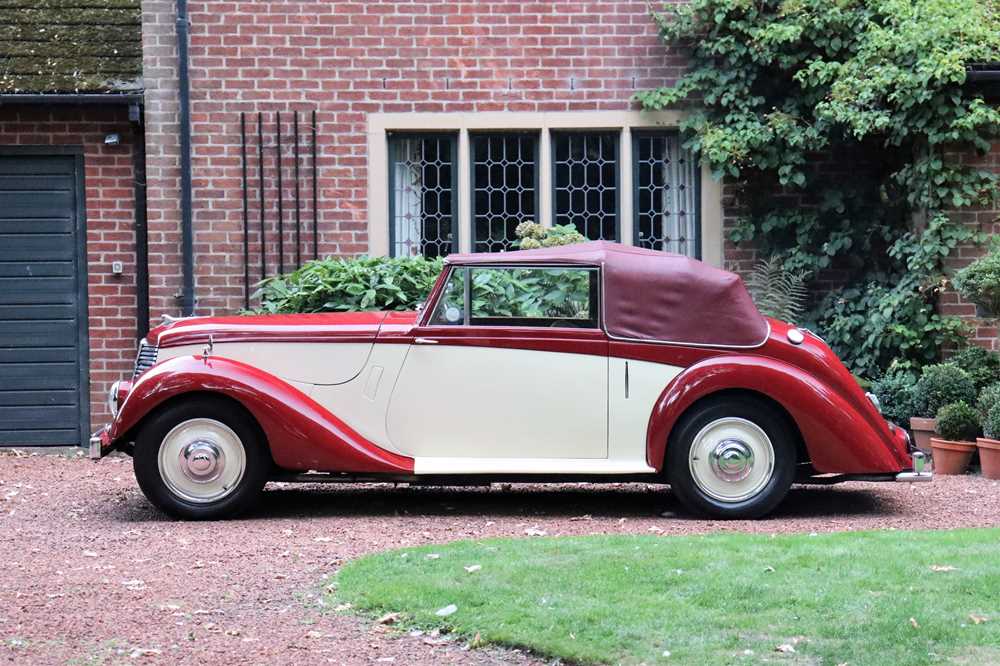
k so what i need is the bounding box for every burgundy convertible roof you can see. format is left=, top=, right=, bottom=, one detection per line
left=445, top=241, right=769, bottom=348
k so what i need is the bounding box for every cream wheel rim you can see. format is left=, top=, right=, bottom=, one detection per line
left=157, top=418, right=246, bottom=504
left=688, top=417, right=775, bottom=503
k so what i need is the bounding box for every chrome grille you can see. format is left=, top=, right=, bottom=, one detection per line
left=133, top=340, right=159, bottom=379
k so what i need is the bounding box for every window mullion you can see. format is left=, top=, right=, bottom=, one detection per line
left=458, top=129, right=472, bottom=254
left=539, top=127, right=552, bottom=228
left=619, top=127, right=633, bottom=246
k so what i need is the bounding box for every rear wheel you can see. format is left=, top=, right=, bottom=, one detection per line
left=667, top=396, right=795, bottom=519
left=133, top=397, right=270, bottom=520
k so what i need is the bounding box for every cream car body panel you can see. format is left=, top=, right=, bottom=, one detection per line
left=386, top=344, right=608, bottom=459
left=156, top=342, right=373, bottom=385
left=609, top=357, right=683, bottom=461
left=308, top=343, right=410, bottom=455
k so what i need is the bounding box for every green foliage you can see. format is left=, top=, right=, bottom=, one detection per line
left=912, top=363, right=977, bottom=418
left=812, top=276, right=968, bottom=377
left=469, top=268, right=591, bottom=320
left=637, top=0, right=1000, bottom=377
left=335, top=530, right=1000, bottom=665
left=745, top=255, right=809, bottom=322
left=984, top=401, right=1000, bottom=440
left=513, top=222, right=587, bottom=249
left=252, top=256, right=443, bottom=313
left=977, top=382, right=1000, bottom=421
left=950, top=345, right=1000, bottom=391
left=935, top=401, right=980, bottom=441
left=953, top=242, right=1000, bottom=316
left=871, top=370, right=917, bottom=425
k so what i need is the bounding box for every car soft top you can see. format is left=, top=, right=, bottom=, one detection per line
left=444, top=241, right=769, bottom=348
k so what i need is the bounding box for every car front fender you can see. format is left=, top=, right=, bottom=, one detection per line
left=645, top=355, right=910, bottom=475
left=108, top=355, right=414, bottom=474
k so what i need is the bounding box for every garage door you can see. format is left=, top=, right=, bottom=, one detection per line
left=0, top=152, right=89, bottom=446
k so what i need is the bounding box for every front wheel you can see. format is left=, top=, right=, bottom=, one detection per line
left=133, top=397, right=270, bottom=520
left=666, top=397, right=796, bottom=519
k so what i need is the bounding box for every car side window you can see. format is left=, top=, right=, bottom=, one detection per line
left=469, top=266, right=599, bottom=328
left=429, top=268, right=467, bottom=325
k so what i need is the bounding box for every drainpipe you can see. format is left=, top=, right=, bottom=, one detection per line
left=176, top=0, right=195, bottom=315
left=130, top=102, right=150, bottom=340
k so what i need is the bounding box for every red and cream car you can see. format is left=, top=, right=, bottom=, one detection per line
left=91, top=242, right=929, bottom=520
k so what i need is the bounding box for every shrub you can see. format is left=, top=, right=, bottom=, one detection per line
left=253, top=255, right=443, bottom=313
left=953, top=244, right=1000, bottom=316
left=912, top=364, right=977, bottom=419
left=949, top=345, right=1000, bottom=391
left=984, top=402, right=1000, bottom=440
left=871, top=371, right=917, bottom=426
left=977, top=382, right=1000, bottom=422
left=514, top=222, right=586, bottom=249
left=935, top=401, right=980, bottom=442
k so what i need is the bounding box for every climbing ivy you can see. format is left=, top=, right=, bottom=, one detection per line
left=637, top=0, right=1000, bottom=377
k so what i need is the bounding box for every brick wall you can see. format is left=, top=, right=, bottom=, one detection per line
left=0, top=104, right=139, bottom=428
left=141, top=0, right=686, bottom=317
left=942, top=140, right=1000, bottom=352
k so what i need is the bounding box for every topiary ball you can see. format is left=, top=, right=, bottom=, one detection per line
left=984, top=402, right=1000, bottom=441
left=977, top=382, right=1000, bottom=422
left=913, top=363, right=976, bottom=419
left=935, top=401, right=980, bottom=442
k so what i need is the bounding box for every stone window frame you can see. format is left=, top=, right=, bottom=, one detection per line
left=367, top=111, right=724, bottom=267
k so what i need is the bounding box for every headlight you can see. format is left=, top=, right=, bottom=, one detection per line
left=107, top=380, right=122, bottom=416
left=865, top=391, right=882, bottom=414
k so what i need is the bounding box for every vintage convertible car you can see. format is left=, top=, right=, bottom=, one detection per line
left=91, top=242, right=929, bottom=520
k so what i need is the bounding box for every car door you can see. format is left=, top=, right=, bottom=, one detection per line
left=386, top=264, right=608, bottom=461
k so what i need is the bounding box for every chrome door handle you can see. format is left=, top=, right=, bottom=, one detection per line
left=414, top=337, right=439, bottom=345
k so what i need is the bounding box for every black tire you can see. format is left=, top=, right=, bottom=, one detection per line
left=666, top=396, right=796, bottom=519
left=133, top=396, right=270, bottom=520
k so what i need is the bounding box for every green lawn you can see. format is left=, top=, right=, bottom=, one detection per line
left=333, top=529, right=1000, bottom=665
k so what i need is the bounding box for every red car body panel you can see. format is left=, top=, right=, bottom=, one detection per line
left=149, top=311, right=389, bottom=348
left=109, top=355, right=414, bottom=474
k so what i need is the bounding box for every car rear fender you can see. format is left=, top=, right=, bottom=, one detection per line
left=108, top=355, right=413, bottom=474
left=646, top=355, right=910, bottom=474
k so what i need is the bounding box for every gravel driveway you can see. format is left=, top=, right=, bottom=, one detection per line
left=1, top=451, right=999, bottom=665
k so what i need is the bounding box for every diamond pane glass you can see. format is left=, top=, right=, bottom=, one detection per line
left=472, top=133, right=538, bottom=253
left=389, top=135, right=456, bottom=258
left=553, top=133, right=618, bottom=241
left=634, top=133, right=699, bottom=258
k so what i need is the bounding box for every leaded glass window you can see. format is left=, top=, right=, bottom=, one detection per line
left=552, top=132, right=619, bottom=241
left=472, top=133, right=538, bottom=253
left=633, top=131, right=700, bottom=258
left=388, top=134, right=457, bottom=258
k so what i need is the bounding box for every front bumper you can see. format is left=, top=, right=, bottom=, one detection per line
left=895, top=451, right=932, bottom=482
left=88, top=426, right=112, bottom=460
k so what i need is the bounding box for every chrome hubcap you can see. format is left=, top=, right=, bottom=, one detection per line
left=689, top=417, right=775, bottom=503
left=180, top=440, right=225, bottom=483
left=709, top=438, right=755, bottom=482
left=158, top=418, right=246, bottom=504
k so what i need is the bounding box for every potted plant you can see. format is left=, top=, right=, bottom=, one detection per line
left=930, top=401, right=980, bottom=475
left=977, top=384, right=1000, bottom=480
left=909, top=364, right=977, bottom=454
left=953, top=242, right=1000, bottom=318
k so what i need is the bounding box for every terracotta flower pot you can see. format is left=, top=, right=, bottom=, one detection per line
left=909, top=417, right=936, bottom=455
left=930, top=437, right=976, bottom=475
left=977, top=437, right=1000, bottom=480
